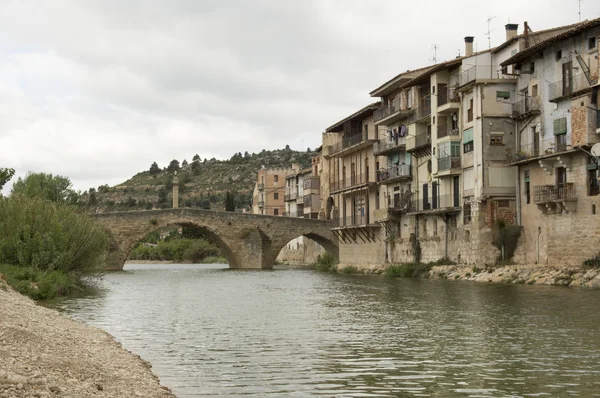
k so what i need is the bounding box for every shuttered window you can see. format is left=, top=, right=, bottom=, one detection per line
left=553, top=117, right=567, bottom=135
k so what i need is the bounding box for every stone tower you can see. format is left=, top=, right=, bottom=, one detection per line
left=172, top=171, right=179, bottom=209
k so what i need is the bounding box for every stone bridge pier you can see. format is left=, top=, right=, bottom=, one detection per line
left=94, top=209, right=338, bottom=270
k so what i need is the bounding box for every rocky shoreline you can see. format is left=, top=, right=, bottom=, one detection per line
left=0, top=281, right=174, bottom=398
left=336, top=263, right=600, bottom=288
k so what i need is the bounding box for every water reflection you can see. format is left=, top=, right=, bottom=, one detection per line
left=49, top=264, right=600, bottom=397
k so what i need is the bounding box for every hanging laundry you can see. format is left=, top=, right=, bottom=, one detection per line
left=400, top=125, right=407, bottom=137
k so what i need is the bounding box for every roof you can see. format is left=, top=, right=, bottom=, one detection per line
left=501, top=17, right=600, bottom=66
left=493, top=20, right=588, bottom=54
left=369, top=65, right=435, bottom=97
left=314, top=145, right=322, bottom=153
left=325, top=102, right=381, bottom=133
left=398, top=58, right=463, bottom=90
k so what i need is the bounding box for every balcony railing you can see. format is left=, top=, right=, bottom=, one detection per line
left=303, top=194, right=316, bottom=207
left=373, top=97, right=401, bottom=122
left=303, top=176, right=320, bottom=190
left=284, top=191, right=298, bottom=201
left=458, top=65, right=514, bottom=86
left=258, top=183, right=265, bottom=191
left=548, top=74, right=593, bottom=102
left=437, top=123, right=460, bottom=139
left=534, top=183, right=576, bottom=204
left=333, top=214, right=371, bottom=228
left=409, top=193, right=461, bottom=213
left=506, top=137, right=572, bottom=163
left=257, top=201, right=265, bottom=208
left=414, top=98, right=431, bottom=121
left=330, top=172, right=377, bottom=192
left=437, top=86, right=460, bottom=107
left=377, top=164, right=411, bottom=182
left=373, top=136, right=406, bottom=155
left=328, top=133, right=369, bottom=155
left=512, top=97, right=540, bottom=118
left=438, top=156, right=461, bottom=172
left=406, top=132, right=432, bottom=152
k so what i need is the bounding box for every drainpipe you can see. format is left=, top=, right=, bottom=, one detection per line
left=536, top=226, right=541, bottom=264
left=515, top=118, right=522, bottom=225
left=444, top=216, right=449, bottom=259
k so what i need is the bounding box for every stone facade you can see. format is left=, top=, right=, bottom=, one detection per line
left=276, top=236, right=326, bottom=265
left=95, top=209, right=338, bottom=270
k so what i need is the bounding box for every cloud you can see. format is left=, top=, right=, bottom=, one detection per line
left=1, top=0, right=599, bottom=193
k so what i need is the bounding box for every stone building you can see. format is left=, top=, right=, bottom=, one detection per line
left=501, top=18, right=600, bottom=266
left=252, top=167, right=295, bottom=216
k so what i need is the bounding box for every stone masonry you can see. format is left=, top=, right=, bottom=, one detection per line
left=95, top=209, right=338, bottom=270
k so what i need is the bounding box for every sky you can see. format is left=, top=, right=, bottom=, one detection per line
left=2, top=0, right=600, bottom=194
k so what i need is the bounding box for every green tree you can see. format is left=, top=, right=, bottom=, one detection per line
left=225, top=191, right=235, bottom=212
left=182, top=159, right=188, bottom=167
left=157, top=187, right=168, bottom=204
left=149, top=162, right=160, bottom=175
left=88, top=187, right=98, bottom=206
left=0, top=167, right=15, bottom=191
left=167, top=159, right=180, bottom=173
left=192, top=154, right=200, bottom=162
left=11, top=172, right=79, bottom=204
left=191, top=160, right=201, bottom=175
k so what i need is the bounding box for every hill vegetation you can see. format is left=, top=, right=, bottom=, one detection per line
left=89, top=146, right=316, bottom=212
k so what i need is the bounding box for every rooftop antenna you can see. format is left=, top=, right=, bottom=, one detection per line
left=579, top=0, right=582, bottom=22
left=486, top=16, right=497, bottom=49
left=430, top=44, right=438, bottom=64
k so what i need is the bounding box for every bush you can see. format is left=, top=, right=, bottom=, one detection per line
left=314, top=253, right=337, bottom=272
left=0, top=263, right=76, bottom=300
left=0, top=195, right=107, bottom=278
left=583, top=253, right=600, bottom=269
left=341, top=265, right=358, bottom=274
left=385, top=262, right=432, bottom=278
left=492, top=221, right=522, bottom=262
left=129, top=239, right=222, bottom=263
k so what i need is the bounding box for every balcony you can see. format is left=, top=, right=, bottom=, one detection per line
left=414, top=98, right=431, bottom=123
left=328, top=133, right=375, bottom=157
left=377, top=164, right=411, bottom=184
left=332, top=214, right=372, bottom=229
left=303, top=176, right=320, bottom=190
left=512, top=97, right=541, bottom=119
left=458, top=65, right=515, bottom=88
left=534, top=183, right=577, bottom=213
left=303, top=194, right=316, bottom=207
left=257, top=201, right=265, bottom=208
left=373, top=136, right=406, bottom=156
left=330, top=172, right=377, bottom=193
left=284, top=190, right=298, bottom=202
left=258, top=183, right=265, bottom=191
left=506, top=137, right=573, bottom=164
left=437, top=156, right=461, bottom=173
left=373, top=97, right=415, bottom=125
left=408, top=193, right=461, bottom=215
left=406, top=131, right=432, bottom=158
left=437, top=122, right=460, bottom=140
left=283, top=210, right=304, bottom=218
left=548, top=74, right=593, bottom=102
left=437, top=86, right=460, bottom=114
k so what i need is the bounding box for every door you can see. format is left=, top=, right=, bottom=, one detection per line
left=556, top=167, right=567, bottom=200
left=432, top=182, right=438, bottom=209
left=562, top=61, right=573, bottom=96
left=422, top=184, right=429, bottom=211
left=453, top=176, right=460, bottom=207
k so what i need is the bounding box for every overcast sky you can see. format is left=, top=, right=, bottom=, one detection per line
left=2, top=0, right=600, bottom=193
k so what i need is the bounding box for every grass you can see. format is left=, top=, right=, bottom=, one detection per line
left=340, top=265, right=359, bottom=274
left=0, top=263, right=78, bottom=300
left=201, top=256, right=227, bottom=264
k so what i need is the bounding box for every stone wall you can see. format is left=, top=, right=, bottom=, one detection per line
left=276, top=236, right=326, bottom=265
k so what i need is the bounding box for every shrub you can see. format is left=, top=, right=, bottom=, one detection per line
left=0, top=195, right=107, bottom=278
left=492, top=220, right=522, bottom=262
left=385, top=262, right=432, bottom=278
left=341, top=265, right=358, bottom=274
left=314, top=253, right=337, bottom=272
left=0, top=264, right=76, bottom=300
left=583, top=253, right=600, bottom=269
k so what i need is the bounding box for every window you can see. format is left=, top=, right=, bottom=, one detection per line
left=467, top=98, right=473, bottom=122
left=463, top=127, right=474, bottom=153
left=524, top=170, right=531, bottom=204
left=529, top=62, right=535, bottom=73
left=274, top=175, right=279, bottom=183
left=589, top=37, right=597, bottom=50
left=274, top=192, right=279, bottom=200
left=531, top=84, right=538, bottom=97
left=490, top=132, right=504, bottom=145
left=588, top=163, right=599, bottom=196
left=496, top=91, right=511, bottom=100
left=556, top=50, right=562, bottom=61
left=274, top=208, right=279, bottom=215
left=553, top=117, right=567, bottom=135
left=463, top=203, right=472, bottom=224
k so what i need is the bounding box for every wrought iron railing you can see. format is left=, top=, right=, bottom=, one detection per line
left=373, top=136, right=406, bottom=154
left=513, top=97, right=540, bottom=117
left=406, top=132, right=432, bottom=151
left=377, top=164, right=411, bottom=182
left=333, top=214, right=371, bottom=228
left=458, top=65, right=514, bottom=86
left=548, top=74, right=592, bottom=101
left=534, top=183, right=576, bottom=203
left=328, top=133, right=369, bottom=155
left=437, top=123, right=460, bottom=139
left=330, top=172, right=377, bottom=192
left=409, top=193, right=461, bottom=212
left=437, top=86, right=460, bottom=107
left=373, top=97, right=401, bottom=122
left=257, top=201, right=265, bottom=208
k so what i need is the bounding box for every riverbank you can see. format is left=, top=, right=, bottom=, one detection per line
left=0, top=281, right=174, bottom=398
left=334, top=262, right=600, bottom=288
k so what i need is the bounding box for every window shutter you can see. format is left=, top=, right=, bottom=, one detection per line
left=463, top=128, right=474, bottom=143
left=553, top=117, right=567, bottom=135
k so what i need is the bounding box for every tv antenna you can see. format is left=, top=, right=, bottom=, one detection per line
left=486, top=16, right=497, bottom=49
left=430, top=44, right=439, bottom=64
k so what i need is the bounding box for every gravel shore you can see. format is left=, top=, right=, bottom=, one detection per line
left=0, top=282, right=175, bottom=398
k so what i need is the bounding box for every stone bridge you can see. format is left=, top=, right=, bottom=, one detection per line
left=95, top=209, right=338, bottom=270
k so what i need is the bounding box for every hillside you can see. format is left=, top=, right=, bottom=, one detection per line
left=90, top=147, right=316, bottom=212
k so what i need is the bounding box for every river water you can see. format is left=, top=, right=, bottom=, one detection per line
left=48, top=264, right=600, bottom=397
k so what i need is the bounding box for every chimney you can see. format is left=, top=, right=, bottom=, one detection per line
left=464, top=36, right=474, bottom=57
left=524, top=21, right=530, bottom=48
left=505, top=24, right=519, bottom=41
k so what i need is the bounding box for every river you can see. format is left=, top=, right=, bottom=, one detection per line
left=48, top=264, right=600, bottom=397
